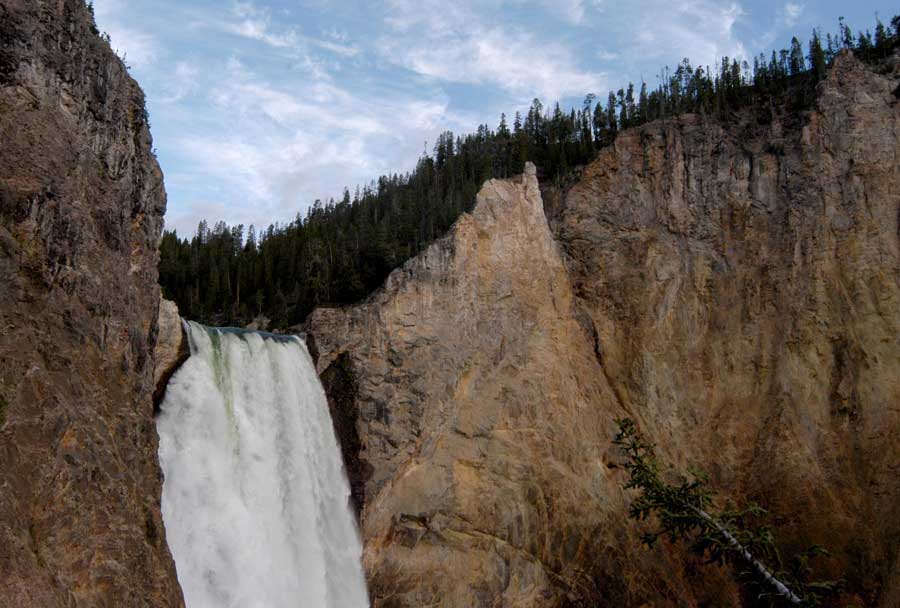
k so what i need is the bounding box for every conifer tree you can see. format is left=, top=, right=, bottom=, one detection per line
left=809, top=30, right=827, bottom=81
left=156, top=13, right=899, bottom=329
left=592, top=101, right=606, bottom=145
left=606, top=91, right=618, bottom=136
left=789, top=37, right=805, bottom=75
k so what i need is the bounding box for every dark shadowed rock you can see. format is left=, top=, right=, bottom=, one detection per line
left=0, top=1, right=182, bottom=605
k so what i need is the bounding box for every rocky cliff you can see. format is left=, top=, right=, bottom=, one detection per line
left=308, top=51, right=900, bottom=607
left=0, top=1, right=182, bottom=605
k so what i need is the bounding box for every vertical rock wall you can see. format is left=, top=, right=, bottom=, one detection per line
left=0, top=1, right=182, bottom=605
left=307, top=164, right=738, bottom=606
left=308, top=53, right=900, bottom=607
left=554, top=51, right=900, bottom=606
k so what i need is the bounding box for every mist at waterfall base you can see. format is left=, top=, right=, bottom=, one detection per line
left=156, top=322, right=368, bottom=608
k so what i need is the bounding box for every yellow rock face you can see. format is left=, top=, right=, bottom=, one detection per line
left=309, top=163, right=732, bottom=606
left=309, top=53, right=900, bottom=607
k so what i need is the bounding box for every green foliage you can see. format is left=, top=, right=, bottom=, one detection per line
left=85, top=1, right=100, bottom=36
left=614, top=419, right=842, bottom=607
left=159, top=13, right=899, bottom=329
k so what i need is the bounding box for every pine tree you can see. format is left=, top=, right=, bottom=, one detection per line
left=591, top=101, right=605, bottom=146
left=809, top=29, right=827, bottom=81
left=874, top=18, right=889, bottom=57
left=157, top=12, right=900, bottom=329
left=497, top=113, right=510, bottom=138
left=638, top=82, right=648, bottom=123
left=606, top=91, right=618, bottom=136
left=839, top=16, right=853, bottom=48
left=625, top=83, right=636, bottom=128
left=789, top=37, right=805, bottom=75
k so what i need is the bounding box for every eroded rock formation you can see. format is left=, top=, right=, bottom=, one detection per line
left=153, top=298, right=187, bottom=410
left=308, top=52, right=900, bottom=607
left=308, top=164, right=732, bottom=606
left=0, top=1, right=182, bottom=605
left=552, top=50, right=900, bottom=607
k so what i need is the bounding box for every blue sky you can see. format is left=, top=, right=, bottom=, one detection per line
left=92, top=0, right=892, bottom=236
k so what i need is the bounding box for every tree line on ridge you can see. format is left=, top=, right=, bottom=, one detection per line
left=158, top=14, right=900, bottom=328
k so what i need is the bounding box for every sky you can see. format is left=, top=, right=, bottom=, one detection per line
left=91, top=0, right=893, bottom=237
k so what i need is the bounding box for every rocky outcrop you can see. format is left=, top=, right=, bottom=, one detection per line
left=308, top=53, right=900, bottom=607
left=0, top=1, right=182, bottom=605
left=152, top=298, right=187, bottom=410
left=308, top=163, right=733, bottom=606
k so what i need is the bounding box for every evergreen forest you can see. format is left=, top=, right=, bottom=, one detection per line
left=158, top=15, right=900, bottom=328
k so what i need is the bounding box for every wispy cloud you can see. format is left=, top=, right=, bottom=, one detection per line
left=92, top=0, right=161, bottom=67
left=163, top=53, right=468, bottom=233
left=779, top=2, right=804, bottom=28
left=89, top=0, right=890, bottom=236
left=223, top=1, right=360, bottom=58
left=635, top=1, right=747, bottom=68
left=379, top=0, right=606, bottom=101
left=158, top=61, right=200, bottom=103
left=226, top=1, right=299, bottom=48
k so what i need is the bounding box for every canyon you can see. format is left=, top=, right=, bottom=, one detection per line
left=307, top=52, right=900, bottom=606
left=1, top=1, right=899, bottom=606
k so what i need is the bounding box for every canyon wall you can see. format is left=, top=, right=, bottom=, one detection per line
left=308, top=51, right=900, bottom=607
left=307, top=163, right=738, bottom=606
left=0, top=1, right=182, bottom=605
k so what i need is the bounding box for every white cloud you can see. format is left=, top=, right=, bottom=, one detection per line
left=222, top=1, right=359, bottom=59
left=780, top=2, right=804, bottom=28
left=226, top=1, right=299, bottom=48
left=379, top=0, right=606, bottom=101
left=163, top=56, right=469, bottom=234
left=158, top=61, right=199, bottom=103
left=634, top=1, right=747, bottom=68
left=97, top=0, right=774, bottom=237
left=309, top=37, right=360, bottom=58
left=505, top=0, right=591, bottom=25
left=92, top=0, right=160, bottom=68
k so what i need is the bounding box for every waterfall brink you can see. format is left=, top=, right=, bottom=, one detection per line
left=157, top=321, right=368, bottom=608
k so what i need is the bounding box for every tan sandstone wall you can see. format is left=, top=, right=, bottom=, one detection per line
left=308, top=52, right=899, bottom=607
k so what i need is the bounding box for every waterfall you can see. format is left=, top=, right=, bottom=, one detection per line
left=156, top=321, right=368, bottom=608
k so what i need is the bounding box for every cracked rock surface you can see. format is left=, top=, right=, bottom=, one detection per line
left=308, top=53, right=900, bottom=607
left=0, top=1, right=182, bottom=605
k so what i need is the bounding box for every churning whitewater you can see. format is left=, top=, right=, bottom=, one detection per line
left=156, top=321, right=368, bottom=608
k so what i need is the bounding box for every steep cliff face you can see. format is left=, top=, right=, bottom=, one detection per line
left=554, top=50, right=900, bottom=605
left=307, top=164, right=735, bottom=606
left=309, top=52, right=900, bottom=606
left=0, top=1, right=182, bottom=605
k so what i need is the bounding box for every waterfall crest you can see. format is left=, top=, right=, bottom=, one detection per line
left=157, top=321, right=368, bottom=608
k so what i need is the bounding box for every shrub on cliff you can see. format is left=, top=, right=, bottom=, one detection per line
left=614, top=419, right=841, bottom=607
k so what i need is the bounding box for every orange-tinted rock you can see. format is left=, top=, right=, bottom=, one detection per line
left=555, top=51, right=900, bottom=607
left=308, top=164, right=735, bottom=606
left=309, top=53, right=900, bottom=607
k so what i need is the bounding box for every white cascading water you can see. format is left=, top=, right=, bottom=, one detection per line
left=156, top=321, right=368, bottom=608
